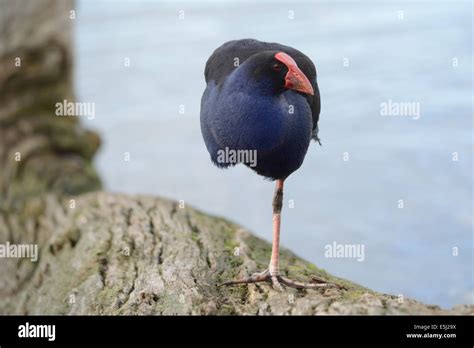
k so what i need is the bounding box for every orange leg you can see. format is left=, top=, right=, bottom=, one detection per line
left=220, top=179, right=339, bottom=291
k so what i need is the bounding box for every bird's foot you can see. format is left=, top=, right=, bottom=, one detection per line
left=219, top=270, right=342, bottom=291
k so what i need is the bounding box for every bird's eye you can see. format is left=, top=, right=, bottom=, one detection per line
left=273, top=63, right=282, bottom=72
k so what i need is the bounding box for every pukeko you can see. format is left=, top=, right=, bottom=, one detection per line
left=200, top=39, right=333, bottom=290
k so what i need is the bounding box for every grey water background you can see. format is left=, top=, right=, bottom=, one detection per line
left=74, top=0, right=473, bottom=308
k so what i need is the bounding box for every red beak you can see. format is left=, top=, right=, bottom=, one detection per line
left=275, top=52, right=314, bottom=96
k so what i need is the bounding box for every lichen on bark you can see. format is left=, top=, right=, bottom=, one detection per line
left=1, top=192, right=472, bottom=315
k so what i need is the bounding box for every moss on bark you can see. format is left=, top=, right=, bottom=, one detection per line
left=0, top=192, right=471, bottom=315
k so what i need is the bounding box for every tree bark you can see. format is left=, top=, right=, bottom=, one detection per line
left=0, top=192, right=472, bottom=315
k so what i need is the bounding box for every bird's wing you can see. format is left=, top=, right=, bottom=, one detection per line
left=204, top=39, right=321, bottom=141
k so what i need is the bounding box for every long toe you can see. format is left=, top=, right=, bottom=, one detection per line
left=219, top=269, right=271, bottom=286
left=279, top=276, right=339, bottom=290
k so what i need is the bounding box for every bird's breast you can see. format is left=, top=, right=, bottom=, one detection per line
left=202, top=82, right=311, bottom=152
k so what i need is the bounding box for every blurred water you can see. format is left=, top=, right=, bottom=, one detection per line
left=74, top=0, right=473, bottom=308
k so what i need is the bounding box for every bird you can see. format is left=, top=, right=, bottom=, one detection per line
left=200, top=38, right=333, bottom=290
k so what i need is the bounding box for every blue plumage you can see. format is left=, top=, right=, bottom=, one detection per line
left=200, top=39, right=319, bottom=180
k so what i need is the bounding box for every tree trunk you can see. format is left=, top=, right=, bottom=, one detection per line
left=0, top=192, right=472, bottom=315
left=0, top=0, right=101, bottom=213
